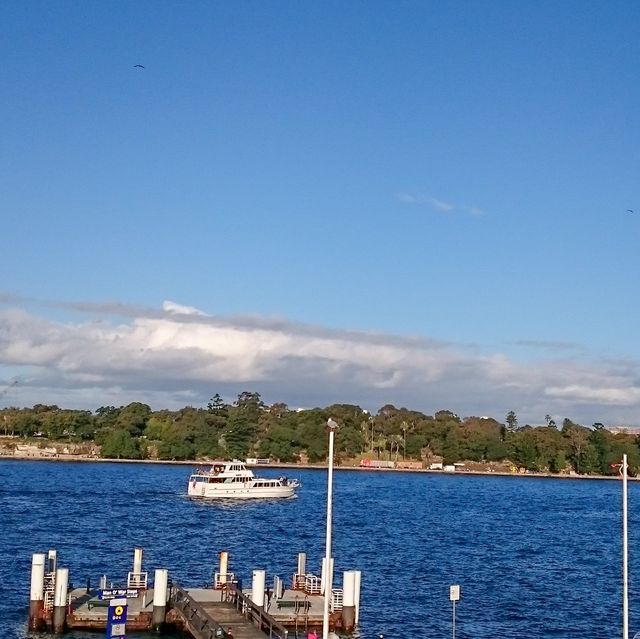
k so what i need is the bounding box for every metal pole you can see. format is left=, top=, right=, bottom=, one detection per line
left=449, top=584, right=460, bottom=639
left=452, top=599, right=456, bottom=639
left=323, top=420, right=337, bottom=639
left=623, top=454, right=629, bottom=639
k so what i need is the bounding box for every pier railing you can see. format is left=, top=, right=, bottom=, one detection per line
left=222, top=583, right=289, bottom=639
left=172, top=585, right=229, bottom=639
left=171, top=584, right=289, bottom=639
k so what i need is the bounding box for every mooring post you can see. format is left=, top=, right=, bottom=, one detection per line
left=320, top=557, right=334, bottom=595
left=252, top=570, right=266, bottom=609
left=29, top=553, right=46, bottom=631
left=133, top=548, right=143, bottom=575
left=354, top=570, right=362, bottom=624
left=219, top=551, right=229, bottom=586
left=47, top=549, right=58, bottom=575
left=341, top=571, right=356, bottom=631
left=52, top=567, right=69, bottom=633
left=99, top=574, right=107, bottom=590
left=152, top=569, right=169, bottom=629
left=273, top=575, right=283, bottom=600
left=293, top=552, right=307, bottom=590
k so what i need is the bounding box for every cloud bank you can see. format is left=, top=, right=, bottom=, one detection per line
left=0, top=297, right=639, bottom=426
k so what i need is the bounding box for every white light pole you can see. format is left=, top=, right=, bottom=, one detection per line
left=323, top=418, right=339, bottom=639
left=623, top=454, right=629, bottom=639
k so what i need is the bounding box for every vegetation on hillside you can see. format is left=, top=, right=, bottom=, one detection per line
left=1, top=391, right=638, bottom=475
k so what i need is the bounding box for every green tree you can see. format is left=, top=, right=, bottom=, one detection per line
left=207, top=393, right=228, bottom=416
left=442, top=426, right=461, bottom=464
left=225, top=412, right=256, bottom=459
left=589, top=424, right=612, bottom=474
left=256, top=423, right=298, bottom=462
left=156, top=424, right=195, bottom=460
left=506, top=411, right=518, bottom=433
left=510, top=429, right=537, bottom=470
left=562, top=421, right=590, bottom=473
left=115, top=403, right=151, bottom=437
left=100, top=429, right=140, bottom=459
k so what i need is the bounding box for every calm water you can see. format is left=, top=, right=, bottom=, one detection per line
left=1, top=460, right=639, bottom=639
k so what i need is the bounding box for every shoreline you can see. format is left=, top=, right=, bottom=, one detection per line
left=0, top=451, right=629, bottom=481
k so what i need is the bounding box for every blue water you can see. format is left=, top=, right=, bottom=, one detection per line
left=1, top=461, right=638, bottom=639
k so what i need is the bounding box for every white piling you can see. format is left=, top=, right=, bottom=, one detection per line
left=47, top=549, right=58, bottom=574
left=52, top=567, right=68, bottom=633
left=152, top=569, right=169, bottom=629
left=219, top=551, right=229, bottom=585
left=297, top=552, right=306, bottom=576
left=274, top=575, right=284, bottom=599
left=354, top=570, right=362, bottom=624
left=29, top=553, right=46, bottom=630
left=99, top=574, right=107, bottom=590
left=133, top=547, right=143, bottom=575
left=341, top=571, right=356, bottom=631
left=252, top=570, right=266, bottom=608
left=320, top=557, right=334, bottom=595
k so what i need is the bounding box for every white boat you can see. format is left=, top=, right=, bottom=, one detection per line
left=187, top=459, right=299, bottom=499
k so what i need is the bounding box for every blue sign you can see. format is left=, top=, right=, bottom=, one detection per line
left=106, top=597, right=127, bottom=639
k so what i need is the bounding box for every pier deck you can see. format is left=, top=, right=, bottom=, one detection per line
left=67, top=587, right=155, bottom=630
left=172, top=585, right=290, bottom=639
left=179, top=589, right=270, bottom=639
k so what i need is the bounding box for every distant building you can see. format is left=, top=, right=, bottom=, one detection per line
left=608, top=426, right=640, bottom=434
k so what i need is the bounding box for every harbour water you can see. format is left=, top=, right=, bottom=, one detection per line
left=1, top=460, right=638, bottom=639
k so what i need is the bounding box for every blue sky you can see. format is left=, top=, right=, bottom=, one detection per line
left=1, top=1, right=640, bottom=425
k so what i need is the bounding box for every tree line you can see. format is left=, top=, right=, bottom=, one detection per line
left=1, top=392, right=638, bottom=475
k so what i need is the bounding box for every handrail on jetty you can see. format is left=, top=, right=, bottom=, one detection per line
left=172, top=586, right=228, bottom=639
left=222, top=583, right=290, bottom=639
left=171, top=583, right=289, bottom=639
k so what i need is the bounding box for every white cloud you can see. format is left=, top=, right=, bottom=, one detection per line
left=0, top=298, right=639, bottom=426
left=396, top=193, right=483, bottom=216
left=163, top=300, right=207, bottom=316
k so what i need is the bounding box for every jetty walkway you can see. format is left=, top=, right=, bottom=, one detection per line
left=171, top=585, right=290, bottom=639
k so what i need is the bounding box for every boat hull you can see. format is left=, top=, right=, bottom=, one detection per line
left=187, top=485, right=296, bottom=499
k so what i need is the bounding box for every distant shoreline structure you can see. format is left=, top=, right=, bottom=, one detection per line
left=0, top=449, right=632, bottom=481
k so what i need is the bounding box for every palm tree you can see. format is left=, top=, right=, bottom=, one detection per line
left=389, top=434, right=403, bottom=461
left=374, top=436, right=387, bottom=460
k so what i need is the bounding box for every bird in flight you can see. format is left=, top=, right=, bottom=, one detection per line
left=627, top=209, right=635, bottom=213
left=133, top=64, right=145, bottom=69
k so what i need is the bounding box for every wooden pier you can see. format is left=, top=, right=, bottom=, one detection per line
left=27, top=548, right=361, bottom=639
left=171, top=585, right=290, bottom=639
